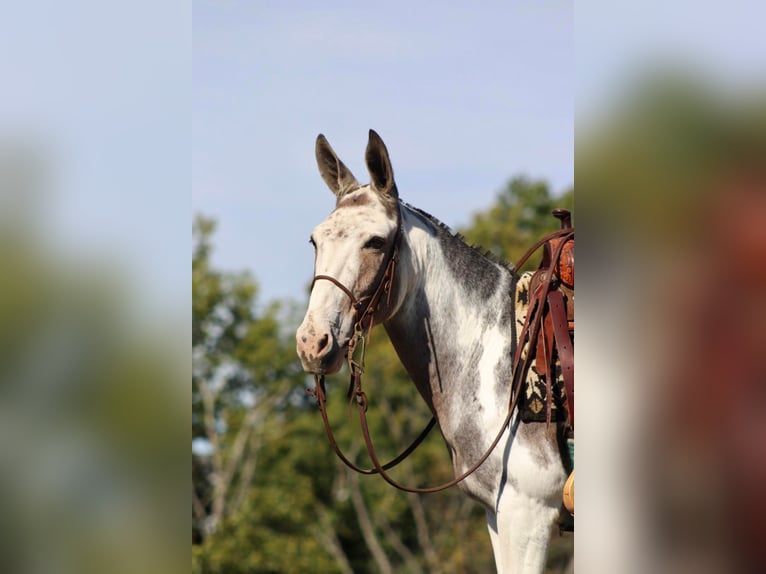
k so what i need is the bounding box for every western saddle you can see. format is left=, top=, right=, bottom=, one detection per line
left=515, top=209, right=574, bottom=521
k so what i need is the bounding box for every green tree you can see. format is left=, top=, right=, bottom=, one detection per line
left=461, top=176, right=574, bottom=270
left=193, top=216, right=337, bottom=572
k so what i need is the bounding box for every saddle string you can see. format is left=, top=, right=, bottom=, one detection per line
left=308, top=204, right=573, bottom=492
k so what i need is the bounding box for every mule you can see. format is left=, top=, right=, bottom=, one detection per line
left=296, top=130, right=567, bottom=574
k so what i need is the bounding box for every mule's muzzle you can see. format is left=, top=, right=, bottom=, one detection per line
left=296, top=327, right=345, bottom=375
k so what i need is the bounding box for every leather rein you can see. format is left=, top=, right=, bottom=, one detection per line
left=307, top=205, right=574, bottom=493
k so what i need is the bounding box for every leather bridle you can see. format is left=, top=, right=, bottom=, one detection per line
left=307, top=205, right=445, bottom=483
left=307, top=202, right=574, bottom=493
left=310, top=209, right=403, bottom=336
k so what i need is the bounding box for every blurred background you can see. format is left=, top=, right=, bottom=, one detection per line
left=576, top=2, right=765, bottom=574
left=1, top=1, right=763, bottom=573
left=0, top=1, right=190, bottom=573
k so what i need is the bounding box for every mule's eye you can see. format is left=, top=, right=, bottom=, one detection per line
left=309, top=237, right=316, bottom=249
left=363, top=236, right=386, bottom=250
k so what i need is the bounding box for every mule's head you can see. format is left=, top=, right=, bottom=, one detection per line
left=296, top=130, right=400, bottom=374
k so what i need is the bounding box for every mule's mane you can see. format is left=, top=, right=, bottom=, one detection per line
left=400, top=200, right=517, bottom=274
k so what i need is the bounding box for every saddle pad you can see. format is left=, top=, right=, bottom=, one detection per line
left=514, top=272, right=568, bottom=423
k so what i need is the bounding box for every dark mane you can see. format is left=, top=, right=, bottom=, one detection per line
left=400, top=201, right=517, bottom=273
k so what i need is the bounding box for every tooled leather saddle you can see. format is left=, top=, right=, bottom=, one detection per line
left=517, top=209, right=575, bottom=522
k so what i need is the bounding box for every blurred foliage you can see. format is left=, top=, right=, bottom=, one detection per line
left=0, top=159, right=187, bottom=574
left=576, top=73, right=766, bottom=574
left=578, top=72, right=766, bottom=249
left=192, top=178, right=574, bottom=573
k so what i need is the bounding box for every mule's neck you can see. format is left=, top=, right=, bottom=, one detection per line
left=383, top=205, right=519, bottom=428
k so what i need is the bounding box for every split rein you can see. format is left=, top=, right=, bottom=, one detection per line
left=307, top=213, right=574, bottom=493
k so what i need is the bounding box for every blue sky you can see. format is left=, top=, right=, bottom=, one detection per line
left=1, top=1, right=190, bottom=318
left=4, top=2, right=757, bottom=313
left=193, top=2, right=574, bottom=304
left=575, top=0, right=766, bottom=121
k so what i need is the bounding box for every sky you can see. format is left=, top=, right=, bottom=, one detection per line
left=575, top=0, right=766, bottom=121
left=193, top=1, right=574, bottom=305
left=1, top=1, right=190, bottom=319
left=3, top=1, right=758, bottom=313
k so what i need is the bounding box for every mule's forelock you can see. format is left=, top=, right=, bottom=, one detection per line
left=316, top=134, right=360, bottom=198
left=365, top=129, right=398, bottom=202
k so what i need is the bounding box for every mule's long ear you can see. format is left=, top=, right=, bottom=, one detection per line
left=316, top=134, right=360, bottom=198
left=365, top=129, right=398, bottom=199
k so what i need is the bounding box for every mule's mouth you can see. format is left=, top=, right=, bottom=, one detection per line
left=300, top=339, right=348, bottom=375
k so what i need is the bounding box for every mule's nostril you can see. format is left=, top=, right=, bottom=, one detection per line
left=317, top=333, right=330, bottom=354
